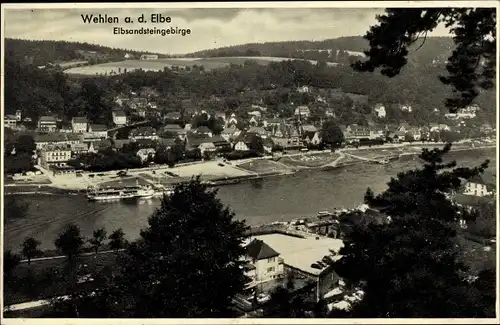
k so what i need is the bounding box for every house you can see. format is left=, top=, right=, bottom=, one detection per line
left=136, top=148, right=156, bottom=163
left=34, top=133, right=83, bottom=150
left=304, top=131, right=322, bottom=146
left=234, top=133, right=255, bottom=151
left=249, top=234, right=344, bottom=302
left=288, top=125, right=303, bottom=147
left=112, top=110, right=128, bottom=126
left=181, top=99, right=198, bottom=118
left=71, top=117, right=88, bottom=133
left=247, top=127, right=268, bottom=138
left=266, top=118, right=281, bottom=127
left=163, top=124, right=186, bottom=139
left=294, top=106, right=311, bottom=119
left=208, top=135, right=232, bottom=153
left=70, top=143, right=92, bottom=157
left=248, top=115, right=260, bottom=127
left=397, top=123, right=410, bottom=133
left=4, top=115, right=17, bottom=128
left=193, top=126, right=213, bottom=137
left=38, top=116, right=58, bottom=132
left=462, top=172, right=496, bottom=197
left=157, top=137, right=179, bottom=150
left=221, top=127, right=240, bottom=142
left=374, top=104, right=386, bottom=118
left=227, top=113, right=238, bottom=128
left=344, top=124, right=371, bottom=140
left=198, top=142, right=217, bottom=158
left=243, top=239, right=284, bottom=289
left=88, top=124, right=108, bottom=139
left=130, top=126, right=158, bottom=140
left=164, top=111, right=182, bottom=121
left=131, top=98, right=148, bottom=109
left=39, top=144, right=72, bottom=168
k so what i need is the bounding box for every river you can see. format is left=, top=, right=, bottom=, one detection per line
left=4, top=148, right=496, bottom=250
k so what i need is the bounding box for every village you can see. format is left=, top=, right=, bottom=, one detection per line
left=4, top=84, right=496, bottom=183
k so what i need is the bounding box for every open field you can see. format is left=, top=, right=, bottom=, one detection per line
left=237, top=159, right=291, bottom=174
left=279, top=152, right=342, bottom=168
left=64, top=56, right=339, bottom=76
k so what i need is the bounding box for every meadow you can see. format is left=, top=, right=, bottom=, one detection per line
left=63, top=57, right=340, bottom=76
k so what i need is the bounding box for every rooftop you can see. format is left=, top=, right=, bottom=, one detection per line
left=245, top=239, right=280, bottom=260
left=252, top=234, right=344, bottom=276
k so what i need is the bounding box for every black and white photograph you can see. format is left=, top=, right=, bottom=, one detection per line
left=1, top=2, right=498, bottom=322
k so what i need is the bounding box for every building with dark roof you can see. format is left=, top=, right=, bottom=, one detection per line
left=242, top=239, right=284, bottom=291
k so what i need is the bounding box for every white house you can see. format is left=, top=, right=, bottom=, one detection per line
left=243, top=239, right=284, bottom=289
left=136, top=148, right=156, bottom=163
left=294, top=106, right=311, bottom=119
left=88, top=124, right=108, bottom=139
left=374, top=104, right=387, bottom=118
left=4, top=115, right=18, bottom=128
left=234, top=140, right=250, bottom=151
left=71, top=117, right=89, bottom=133
left=228, top=113, right=238, bottom=127
left=112, top=110, right=128, bottom=126
left=463, top=173, right=495, bottom=197
left=221, top=127, right=239, bottom=142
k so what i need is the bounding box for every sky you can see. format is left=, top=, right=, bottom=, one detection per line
left=3, top=7, right=453, bottom=55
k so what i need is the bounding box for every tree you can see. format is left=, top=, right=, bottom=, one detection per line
left=104, top=177, right=249, bottom=317
left=88, top=228, right=107, bottom=255
left=54, top=224, right=85, bottom=264
left=333, top=144, right=492, bottom=317
left=353, top=8, right=496, bottom=111
left=264, top=286, right=308, bottom=318
left=3, top=250, right=21, bottom=281
left=108, top=228, right=127, bottom=252
left=4, top=196, right=29, bottom=222
left=248, top=135, right=264, bottom=154
left=16, top=134, right=36, bottom=154
left=320, top=120, right=344, bottom=148
left=21, top=237, right=42, bottom=265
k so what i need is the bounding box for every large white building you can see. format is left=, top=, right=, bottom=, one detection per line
left=39, top=144, right=72, bottom=168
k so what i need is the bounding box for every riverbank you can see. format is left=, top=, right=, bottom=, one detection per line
left=4, top=143, right=495, bottom=196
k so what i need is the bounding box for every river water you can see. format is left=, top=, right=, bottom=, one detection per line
left=4, top=148, right=496, bottom=250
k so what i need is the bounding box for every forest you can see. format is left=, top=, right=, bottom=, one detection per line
left=4, top=37, right=496, bottom=130
left=183, top=36, right=455, bottom=65
left=4, top=38, right=166, bottom=67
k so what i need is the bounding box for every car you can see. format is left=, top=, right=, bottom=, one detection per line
left=97, top=173, right=105, bottom=176
left=218, top=163, right=225, bottom=167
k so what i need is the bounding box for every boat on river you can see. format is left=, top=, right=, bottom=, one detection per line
left=86, top=182, right=155, bottom=202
